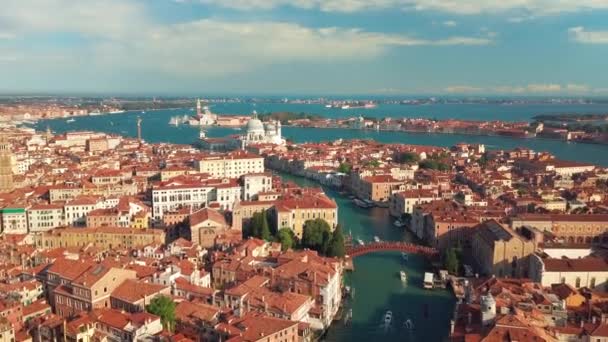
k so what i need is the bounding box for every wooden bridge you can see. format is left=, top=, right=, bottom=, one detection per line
left=346, top=241, right=439, bottom=259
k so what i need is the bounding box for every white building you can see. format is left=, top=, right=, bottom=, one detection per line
left=529, top=254, right=608, bottom=290
left=152, top=182, right=214, bottom=221
left=27, top=204, right=65, bottom=232
left=241, top=172, right=273, bottom=201
left=215, top=181, right=242, bottom=211
left=238, top=111, right=285, bottom=148
left=196, top=150, right=264, bottom=179
left=1, top=207, right=28, bottom=234
left=64, top=196, right=102, bottom=226
left=389, top=189, right=437, bottom=217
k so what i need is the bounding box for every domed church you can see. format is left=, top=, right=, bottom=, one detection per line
left=239, top=110, right=285, bottom=148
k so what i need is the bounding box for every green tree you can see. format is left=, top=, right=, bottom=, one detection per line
left=419, top=159, right=450, bottom=171
left=395, top=152, right=420, bottom=164
left=248, top=210, right=271, bottom=240
left=444, top=248, right=459, bottom=275
left=337, top=162, right=352, bottom=174
left=259, top=210, right=272, bottom=241
left=146, top=295, right=176, bottom=332
left=366, top=159, right=381, bottom=168
left=327, top=224, right=346, bottom=258
left=302, top=218, right=332, bottom=254
left=277, top=228, right=296, bottom=251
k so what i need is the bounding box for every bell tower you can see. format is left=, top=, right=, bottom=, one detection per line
left=0, top=135, right=14, bottom=193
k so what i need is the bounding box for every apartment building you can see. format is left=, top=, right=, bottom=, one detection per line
left=389, top=189, right=437, bottom=217
left=274, top=194, right=338, bottom=239
left=242, top=172, right=273, bottom=201
left=27, top=204, right=65, bottom=232
left=196, top=150, right=264, bottom=178
left=33, top=227, right=165, bottom=250
left=0, top=207, right=28, bottom=234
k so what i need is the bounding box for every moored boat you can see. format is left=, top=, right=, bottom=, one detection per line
left=384, top=311, right=393, bottom=326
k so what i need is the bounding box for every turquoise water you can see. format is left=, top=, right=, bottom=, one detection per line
left=36, top=108, right=608, bottom=166
left=280, top=173, right=456, bottom=342
left=204, top=102, right=608, bottom=122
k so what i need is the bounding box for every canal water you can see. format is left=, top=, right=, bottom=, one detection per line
left=35, top=108, right=608, bottom=166
left=280, top=173, right=456, bottom=342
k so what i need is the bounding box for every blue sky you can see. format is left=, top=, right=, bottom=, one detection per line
left=1, top=0, right=608, bottom=95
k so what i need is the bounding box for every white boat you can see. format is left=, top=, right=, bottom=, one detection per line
left=423, top=272, right=434, bottom=289
left=169, top=117, right=180, bottom=126
left=400, top=271, right=407, bottom=282
left=109, top=110, right=125, bottom=114
left=401, top=252, right=409, bottom=262
left=357, top=239, right=365, bottom=246
left=325, top=104, right=332, bottom=108
left=404, top=318, right=414, bottom=330
left=374, top=236, right=381, bottom=243
left=66, top=118, right=75, bottom=123
left=89, top=112, right=101, bottom=116
left=393, top=220, right=405, bottom=227
left=384, top=311, right=393, bottom=325
left=353, top=198, right=371, bottom=208
left=341, top=105, right=350, bottom=109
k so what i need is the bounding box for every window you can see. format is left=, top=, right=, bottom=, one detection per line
left=575, top=277, right=581, bottom=288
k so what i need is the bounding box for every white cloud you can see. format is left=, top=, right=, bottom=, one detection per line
left=569, top=27, right=608, bottom=44
left=192, top=0, right=608, bottom=15
left=0, top=0, right=148, bottom=39
left=526, top=83, right=562, bottom=93
left=445, top=83, right=600, bottom=94
left=566, top=84, right=590, bottom=92
left=110, top=20, right=490, bottom=76
left=0, top=32, right=16, bottom=39
left=445, top=85, right=483, bottom=93
left=0, top=1, right=492, bottom=78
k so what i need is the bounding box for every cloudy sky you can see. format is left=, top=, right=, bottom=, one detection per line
left=1, top=0, right=607, bottom=95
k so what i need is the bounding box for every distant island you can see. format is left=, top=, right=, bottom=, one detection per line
left=258, top=111, right=323, bottom=124
left=532, top=113, right=608, bottom=122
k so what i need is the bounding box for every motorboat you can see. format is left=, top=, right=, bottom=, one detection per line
left=393, top=219, right=405, bottom=227
left=404, top=318, right=414, bottom=330
left=374, top=236, right=381, bottom=243
left=401, top=252, right=409, bottom=262
left=357, top=239, right=365, bottom=246
left=66, top=118, right=75, bottom=123
left=384, top=311, right=393, bottom=325
left=353, top=198, right=371, bottom=208
left=400, top=271, right=407, bottom=282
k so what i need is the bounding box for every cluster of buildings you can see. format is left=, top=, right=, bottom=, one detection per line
left=288, top=115, right=608, bottom=145
left=0, top=125, right=343, bottom=341
left=0, top=103, right=122, bottom=123
left=254, top=136, right=608, bottom=340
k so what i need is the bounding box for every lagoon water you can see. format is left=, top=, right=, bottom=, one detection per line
left=34, top=104, right=608, bottom=341
left=36, top=107, right=608, bottom=166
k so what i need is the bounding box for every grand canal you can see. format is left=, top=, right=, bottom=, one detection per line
left=33, top=105, right=608, bottom=341
left=280, top=173, right=456, bottom=342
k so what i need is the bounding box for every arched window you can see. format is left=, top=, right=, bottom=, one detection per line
left=590, top=278, right=596, bottom=288
left=575, top=277, right=581, bottom=288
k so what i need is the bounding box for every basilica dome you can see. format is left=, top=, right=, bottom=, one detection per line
left=246, top=118, right=265, bottom=134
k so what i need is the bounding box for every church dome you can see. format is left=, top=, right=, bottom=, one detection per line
left=246, top=118, right=265, bottom=134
